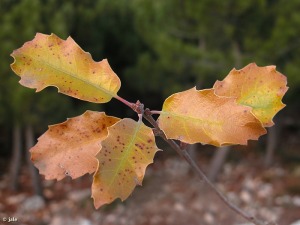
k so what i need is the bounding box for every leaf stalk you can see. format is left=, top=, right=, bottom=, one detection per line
left=114, top=95, right=135, bottom=109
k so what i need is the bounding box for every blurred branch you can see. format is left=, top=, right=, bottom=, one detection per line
left=25, top=125, right=43, bottom=197
left=9, top=123, right=22, bottom=191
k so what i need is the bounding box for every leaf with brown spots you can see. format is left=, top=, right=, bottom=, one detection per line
left=10, top=33, right=121, bottom=103
left=157, top=88, right=266, bottom=146
left=213, top=63, right=288, bottom=127
left=92, top=118, right=160, bottom=208
left=30, top=111, right=120, bottom=180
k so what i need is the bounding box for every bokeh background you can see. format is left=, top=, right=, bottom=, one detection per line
left=0, top=0, right=299, bottom=225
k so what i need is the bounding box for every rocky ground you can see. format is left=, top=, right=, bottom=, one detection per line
left=1, top=153, right=300, bottom=225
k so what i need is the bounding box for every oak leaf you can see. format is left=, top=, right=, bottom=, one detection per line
left=11, top=33, right=121, bottom=103
left=157, top=88, right=266, bottom=146
left=92, top=118, right=160, bottom=208
left=30, top=111, right=120, bottom=180
left=213, top=63, right=288, bottom=127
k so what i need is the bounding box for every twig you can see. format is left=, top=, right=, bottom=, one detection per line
left=143, top=108, right=272, bottom=225
left=114, top=95, right=135, bottom=109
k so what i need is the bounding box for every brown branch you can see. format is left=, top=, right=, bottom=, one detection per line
left=143, top=108, right=276, bottom=225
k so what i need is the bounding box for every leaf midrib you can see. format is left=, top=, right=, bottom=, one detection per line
left=161, top=111, right=223, bottom=126
left=24, top=53, right=118, bottom=98
left=106, top=120, right=142, bottom=196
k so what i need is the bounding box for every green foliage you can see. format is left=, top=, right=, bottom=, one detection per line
left=0, top=0, right=77, bottom=127
left=124, top=0, right=300, bottom=99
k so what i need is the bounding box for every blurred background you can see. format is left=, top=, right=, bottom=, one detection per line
left=0, top=0, right=299, bottom=225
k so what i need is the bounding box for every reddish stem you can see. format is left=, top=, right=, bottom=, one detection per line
left=114, top=95, right=134, bottom=109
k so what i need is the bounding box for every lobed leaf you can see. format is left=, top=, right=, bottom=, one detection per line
left=92, top=118, right=160, bottom=208
left=213, top=63, right=288, bottom=127
left=30, top=111, right=120, bottom=180
left=157, top=88, right=266, bottom=146
left=11, top=33, right=121, bottom=103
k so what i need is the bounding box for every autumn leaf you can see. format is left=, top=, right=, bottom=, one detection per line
left=10, top=33, right=121, bottom=103
left=213, top=63, right=288, bottom=127
left=30, top=111, right=120, bottom=180
left=157, top=88, right=266, bottom=146
left=92, top=118, right=160, bottom=208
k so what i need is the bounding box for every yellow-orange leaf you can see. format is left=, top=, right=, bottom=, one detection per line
left=213, top=63, right=288, bottom=127
left=11, top=33, right=121, bottom=103
left=31, top=111, right=120, bottom=180
left=92, top=118, right=160, bottom=208
left=158, top=88, right=266, bottom=146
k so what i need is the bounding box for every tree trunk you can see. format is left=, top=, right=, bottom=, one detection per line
left=9, top=124, right=22, bottom=191
left=187, top=143, right=198, bottom=161
left=208, top=146, right=230, bottom=182
left=264, top=126, right=278, bottom=167
left=25, top=125, right=43, bottom=196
